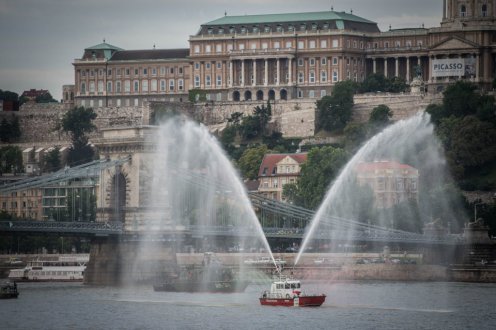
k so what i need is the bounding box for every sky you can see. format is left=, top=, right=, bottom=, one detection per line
left=0, top=0, right=442, bottom=100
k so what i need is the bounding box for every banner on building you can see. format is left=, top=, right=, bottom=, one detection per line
left=432, top=58, right=475, bottom=77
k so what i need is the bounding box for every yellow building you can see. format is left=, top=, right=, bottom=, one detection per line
left=257, top=153, right=307, bottom=201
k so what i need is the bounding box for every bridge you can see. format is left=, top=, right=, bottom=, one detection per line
left=0, top=156, right=462, bottom=245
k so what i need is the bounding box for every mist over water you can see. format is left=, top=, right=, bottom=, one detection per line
left=134, top=116, right=275, bottom=282
left=296, top=113, right=467, bottom=265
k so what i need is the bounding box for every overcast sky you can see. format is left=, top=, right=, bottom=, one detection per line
left=0, top=0, right=442, bottom=100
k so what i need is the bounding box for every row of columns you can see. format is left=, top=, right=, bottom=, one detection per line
left=372, top=56, right=422, bottom=82
left=228, top=57, right=292, bottom=88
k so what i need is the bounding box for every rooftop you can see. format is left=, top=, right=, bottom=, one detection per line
left=258, top=153, right=308, bottom=177
left=204, top=11, right=376, bottom=26
left=109, top=49, right=189, bottom=61
left=355, top=161, right=418, bottom=173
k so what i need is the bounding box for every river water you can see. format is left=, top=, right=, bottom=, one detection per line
left=2, top=281, right=495, bottom=330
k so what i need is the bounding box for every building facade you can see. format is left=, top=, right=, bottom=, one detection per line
left=73, top=0, right=496, bottom=107
left=257, top=153, right=307, bottom=201
left=355, top=161, right=419, bottom=209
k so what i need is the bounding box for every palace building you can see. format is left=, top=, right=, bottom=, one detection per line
left=72, top=0, right=496, bottom=107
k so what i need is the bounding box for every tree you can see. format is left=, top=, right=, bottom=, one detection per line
left=0, top=117, right=10, bottom=142
left=35, top=92, right=57, bottom=103
left=237, top=144, right=269, bottom=180
left=253, top=103, right=272, bottom=135
left=0, top=115, right=21, bottom=143
left=44, top=147, right=62, bottom=172
left=388, top=76, right=408, bottom=93
left=358, top=73, right=388, bottom=93
left=369, top=104, right=392, bottom=125
left=60, top=107, right=97, bottom=165
left=0, top=146, right=23, bottom=174
left=0, top=89, right=19, bottom=102
left=282, top=183, right=300, bottom=205
left=317, top=81, right=355, bottom=132
left=343, top=122, right=368, bottom=152
left=442, top=81, right=479, bottom=118
left=296, top=146, right=349, bottom=209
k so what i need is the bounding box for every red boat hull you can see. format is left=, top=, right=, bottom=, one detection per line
left=259, top=294, right=326, bottom=307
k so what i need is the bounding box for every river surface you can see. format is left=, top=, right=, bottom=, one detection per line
left=2, top=281, right=495, bottom=330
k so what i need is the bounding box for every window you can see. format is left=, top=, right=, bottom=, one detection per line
left=97, top=81, right=103, bottom=93
left=178, top=79, right=184, bottom=90
left=205, top=75, right=211, bottom=86
left=90, top=70, right=94, bottom=77
left=134, top=98, right=139, bottom=106
left=360, top=41, right=364, bottom=49
left=134, top=80, right=139, bottom=92
left=276, top=25, right=282, bottom=32
left=151, top=79, right=157, bottom=92
left=81, top=70, right=86, bottom=77
left=116, top=98, right=121, bottom=106
left=216, top=75, right=222, bottom=86
left=332, top=57, right=338, bottom=65
left=321, top=57, right=327, bottom=65
left=309, top=58, right=315, bottom=66
left=300, top=24, right=306, bottom=31
left=285, top=41, right=292, bottom=48
left=169, top=80, right=174, bottom=91
left=152, top=68, right=157, bottom=76
left=406, top=40, right=412, bottom=47
left=262, top=42, right=268, bottom=49
left=116, top=81, right=121, bottom=93
left=384, top=42, right=389, bottom=48
left=264, top=25, right=270, bottom=33
left=309, top=40, right=316, bottom=49
left=321, top=70, right=327, bottom=82
left=309, top=71, right=315, bottom=83
left=80, top=82, right=86, bottom=94
left=482, top=4, right=487, bottom=16
left=298, top=58, right=304, bottom=66
left=194, top=76, right=200, bottom=87
left=216, top=93, right=222, bottom=101
left=89, top=81, right=95, bottom=93
left=353, top=41, right=357, bottom=48
left=160, top=80, right=166, bottom=91
left=170, top=67, right=174, bottom=74
left=460, top=5, right=466, bottom=17
left=125, top=68, right=130, bottom=76
left=320, top=90, right=326, bottom=97
left=141, top=80, right=148, bottom=92
left=195, top=62, right=200, bottom=70
left=288, top=25, right=294, bottom=32
left=134, top=68, right=139, bottom=75
left=106, top=81, right=112, bottom=92
left=116, top=68, right=121, bottom=76
left=179, top=67, right=183, bottom=74
left=297, top=41, right=304, bottom=49
left=347, top=40, right=351, bottom=48
left=216, top=44, right=222, bottom=52
left=298, top=72, right=304, bottom=83
left=238, top=44, right=245, bottom=50
left=216, top=61, right=222, bottom=69
left=395, top=41, right=401, bottom=47
left=374, top=42, right=378, bottom=49
left=194, top=45, right=200, bottom=53
left=206, top=62, right=211, bottom=70
left=251, top=43, right=256, bottom=49
left=107, top=69, right=112, bottom=76
left=297, top=89, right=303, bottom=98
left=332, top=39, right=338, bottom=48
left=417, top=40, right=423, bottom=47
left=160, top=67, right=166, bottom=75
left=332, top=70, right=338, bottom=82
left=309, top=90, right=315, bottom=98
left=274, top=41, right=280, bottom=49
left=320, top=40, right=327, bottom=48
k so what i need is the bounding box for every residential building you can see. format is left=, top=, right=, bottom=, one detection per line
left=355, top=160, right=419, bottom=209
left=257, top=153, right=307, bottom=201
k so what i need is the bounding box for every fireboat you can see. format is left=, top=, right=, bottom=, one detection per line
left=259, top=275, right=326, bottom=307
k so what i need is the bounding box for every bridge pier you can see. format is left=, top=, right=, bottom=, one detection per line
left=84, top=236, right=177, bottom=285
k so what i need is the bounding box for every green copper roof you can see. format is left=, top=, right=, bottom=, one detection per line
left=204, top=11, right=376, bottom=26
left=85, top=42, right=124, bottom=51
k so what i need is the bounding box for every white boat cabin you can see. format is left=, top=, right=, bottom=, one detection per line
left=265, top=276, right=301, bottom=299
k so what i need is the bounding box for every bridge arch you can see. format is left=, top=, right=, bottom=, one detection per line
left=109, top=170, right=128, bottom=222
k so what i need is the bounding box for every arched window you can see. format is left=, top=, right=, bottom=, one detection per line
left=232, top=91, right=240, bottom=101
left=460, top=5, right=466, bottom=17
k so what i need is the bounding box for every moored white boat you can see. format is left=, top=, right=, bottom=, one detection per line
left=259, top=275, right=326, bottom=307
left=8, top=255, right=88, bottom=282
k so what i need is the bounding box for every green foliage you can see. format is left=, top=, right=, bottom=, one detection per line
left=378, top=199, right=423, bottom=233
left=369, top=104, right=393, bottom=126
left=0, top=146, right=23, bottom=174
left=237, top=144, right=269, bottom=180
left=0, top=89, right=19, bottom=102
left=358, top=73, right=408, bottom=93
left=0, top=115, right=21, bottom=143
left=188, top=89, right=207, bottom=103
left=35, top=91, right=57, bottom=103
left=282, top=183, right=300, bottom=205
left=262, top=132, right=301, bottom=153
left=239, top=115, right=261, bottom=140
left=227, top=112, right=243, bottom=126
left=343, top=122, right=368, bottom=152
left=44, top=147, right=62, bottom=173
left=317, top=81, right=355, bottom=132
left=220, top=125, right=237, bottom=145
left=425, top=103, right=446, bottom=125
left=296, top=146, right=349, bottom=209
left=65, top=188, right=96, bottom=222
left=61, top=107, right=97, bottom=165
left=442, top=81, right=479, bottom=117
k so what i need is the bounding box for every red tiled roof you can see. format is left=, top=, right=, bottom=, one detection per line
left=257, top=153, right=307, bottom=177
left=355, top=161, right=417, bottom=173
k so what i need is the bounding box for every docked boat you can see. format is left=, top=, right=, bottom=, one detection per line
left=8, top=255, right=88, bottom=282
left=259, top=275, right=326, bottom=307
left=0, top=282, right=19, bottom=299
left=154, top=252, right=250, bottom=293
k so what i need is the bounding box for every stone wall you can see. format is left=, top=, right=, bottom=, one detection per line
left=0, top=93, right=442, bottom=148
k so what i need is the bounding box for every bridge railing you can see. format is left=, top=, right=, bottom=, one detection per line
left=0, top=220, right=123, bottom=235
